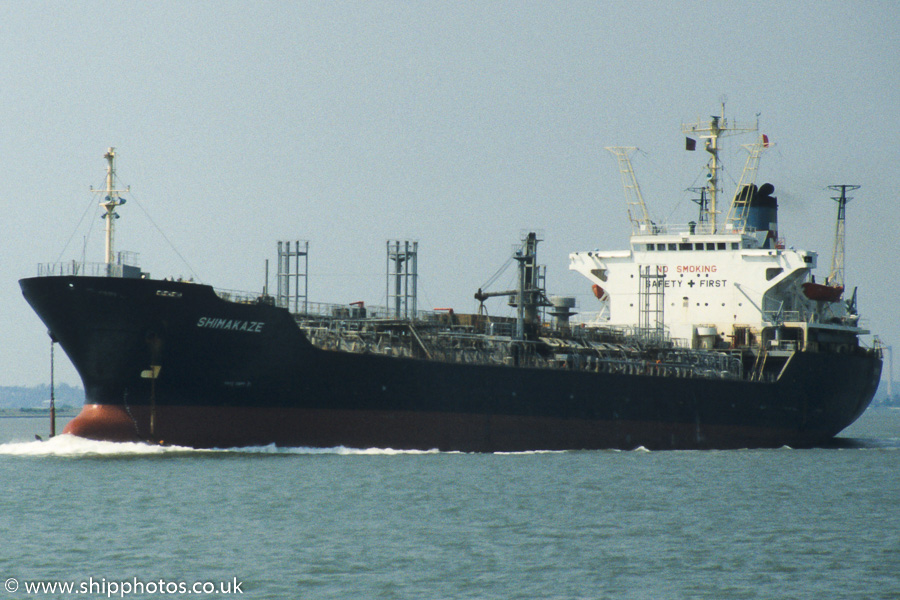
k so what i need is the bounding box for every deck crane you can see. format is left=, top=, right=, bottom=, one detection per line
left=606, top=147, right=653, bottom=234
left=723, top=134, right=772, bottom=232
left=474, top=233, right=550, bottom=340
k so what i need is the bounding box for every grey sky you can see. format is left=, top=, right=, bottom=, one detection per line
left=2, top=1, right=898, bottom=387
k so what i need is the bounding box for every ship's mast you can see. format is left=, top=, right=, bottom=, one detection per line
left=827, top=184, right=860, bottom=289
left=682, top=102, right=757, bottom=233
left=92, top=148, right=129, bottom=267
left=689, top=186, right=709, bottom=228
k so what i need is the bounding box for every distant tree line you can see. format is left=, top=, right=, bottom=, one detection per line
left=0, top=384, right=84, bottom=409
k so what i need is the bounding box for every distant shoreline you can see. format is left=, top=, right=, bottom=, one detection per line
left=0, top=408, right=78, bottom=418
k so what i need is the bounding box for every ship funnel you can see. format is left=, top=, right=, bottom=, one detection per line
left=746, top=183, right=778, bottom=248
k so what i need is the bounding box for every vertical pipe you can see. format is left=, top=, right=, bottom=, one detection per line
left=277, top=241, right=283, bottom=307
left=285, top=242, right=292, bottom=311
left=296, top=241, right=300, bottom=311
left=888, top=346, right=894, bottom=401
left=49, top=338, right=56, bottom=438
left=104, top=149, right=115, bottom=266
left=150, top=376, right=156, bottom=439
left=386, top=241, right=390, bottom=318
left=303, top=241, right=309, bottom=314
left=403, top=241, right=409, bottom=318
left=516, top=252, right=525, bottom=341
left=411, top=241, right=418, bottom=317
left=394, top=246, right=402, bottom=319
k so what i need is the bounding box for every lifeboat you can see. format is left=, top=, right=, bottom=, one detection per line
left=591, top=284, right=605, bottom=299
left=801, top=282, right=843, bottom=302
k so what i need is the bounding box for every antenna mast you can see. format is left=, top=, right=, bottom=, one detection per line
left=688, top=186, right=709, bottom=229
left=827, top=184, right=860, bottom=289
left=91, top=148, right=129, bottom=267
left=682, top=102, right=757, bottom=233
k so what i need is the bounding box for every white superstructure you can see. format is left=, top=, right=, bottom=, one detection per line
left=570, top=108, right=863, bottom=352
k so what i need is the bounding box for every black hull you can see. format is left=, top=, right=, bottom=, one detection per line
left=21, top=275, right=882, bottom=451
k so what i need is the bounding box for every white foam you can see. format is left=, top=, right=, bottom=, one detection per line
left=4, top=437, right=693, bottom=457
left=0, top=436, right=450, bottom=457
left=244, top=445, right=444, bottom=455
left=493, top=449, right=567, bottom=455
left=0, top=434, right=198, bottom=457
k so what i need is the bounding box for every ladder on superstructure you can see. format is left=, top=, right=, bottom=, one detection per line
left=638, top=265, right=666, bottom=343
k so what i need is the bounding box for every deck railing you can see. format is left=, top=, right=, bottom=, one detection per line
left=37, top=261, right=137, bottom=278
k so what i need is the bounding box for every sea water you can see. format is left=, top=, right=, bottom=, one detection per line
left=0, top=410, right=898, bottom=600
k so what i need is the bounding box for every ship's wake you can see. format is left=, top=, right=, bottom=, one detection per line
left=230, top=444, right=445, bottom=456
left=0, top=434, right=448, bottom=457
left=0, top=434, right=197, bottom=457
left=2, top=434, right=895, bottom=457
left=0, top=434, right=569, bottom=457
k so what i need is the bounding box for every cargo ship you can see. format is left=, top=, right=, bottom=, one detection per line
left=20, top=113, right=882, bottom=450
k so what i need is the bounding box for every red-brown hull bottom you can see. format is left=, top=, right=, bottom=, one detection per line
left=63, top=403, right=833, bottom=451
left=63, top=404, right=142, bottom=443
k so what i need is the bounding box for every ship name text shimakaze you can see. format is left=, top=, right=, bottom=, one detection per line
left=196, top=317, right=265, bottom=332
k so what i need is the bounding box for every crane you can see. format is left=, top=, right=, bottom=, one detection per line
left=606, top=147, right=653, bottom=234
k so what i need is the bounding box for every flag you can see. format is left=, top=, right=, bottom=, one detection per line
left=685, top=137, right=696, bottom=151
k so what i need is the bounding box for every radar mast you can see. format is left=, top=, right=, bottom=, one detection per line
left=682, top=102, right=757, bottom=233
left=827, top=184, right=860, bottom=289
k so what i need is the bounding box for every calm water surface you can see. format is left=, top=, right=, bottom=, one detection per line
left=0, top=409, right=897, bottom=600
